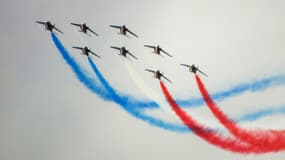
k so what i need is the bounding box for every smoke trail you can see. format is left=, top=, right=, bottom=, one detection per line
left=51, top=32, right=285, bottom=133
left=177, top=74, right=285, bottom=107
left=111, top=73, right=285, bottom=110
left=123, top=73, right=285, bottom=110
left=51, top=32, right=188, bottom=132
left=51, top=32, right=156, bottom=108
left=88, top=57, right=191, bottom=132
left=51, top=31, right=285, bottom=110
left=159, top=81, right=272, bottom=154
left=51, top=31, right=285, bottom=111
left=124, top=60, right=222, bottom=127
left=124, top=60, right=173, bottom=114
left=195, top=75, right=285, bottom=151
left=51, top=32, right=111, bottom=99
left=236, top=105, right=285, bottom=122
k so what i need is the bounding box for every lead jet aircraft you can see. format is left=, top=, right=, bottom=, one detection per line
left=36, top=21, right=63, bottom=34
left=144, top=45, right=172, bottom=57
left=70, top=22, right=99, bottom=36
left=109, top=25, right=138, bottom=38
left=110, top=46, right=138, bottom=60
left=72, top=46, right=101, bottom=58
left=145, top=69, right=172, bottom=83
left=180, top=64, right=208, bottom=77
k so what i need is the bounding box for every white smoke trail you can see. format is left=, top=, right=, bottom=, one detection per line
left=124, top=60, right=174, bottom=114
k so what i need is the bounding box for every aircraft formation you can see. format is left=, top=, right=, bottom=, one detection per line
left=37, top=20, right=208, bottom=83
left=37, top=20, right=285, bottom=155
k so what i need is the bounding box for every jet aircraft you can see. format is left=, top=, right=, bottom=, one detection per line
left=144, top=45, right=172, bottom=57
left=110, top=46, right=138, bottom=60
left=70, top=22, right=99, bottom=36
left=72, top=46, right=101, bottom=58
left=109, top=25, right=138, bottom=38
left=180, top=64, right=208, bottom=77
left=145, top=69, right=172, bottom=83
left=36, top=21, right=63, bottom=34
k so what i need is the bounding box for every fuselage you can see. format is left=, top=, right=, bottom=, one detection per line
left=120, top=25, right=127, bottom=35
left=190, top=65, right=198, bottom=73
left=82, top=47, right=90, bottom=56
left=45, top=21, right=54, bottom=32
left=154, top=46, right=161, bottom=54
left=80, top=23, right=88, bottom=33
left=154, top=71, right=163, bottom=80
left=120, top=47, right=128, bottom=56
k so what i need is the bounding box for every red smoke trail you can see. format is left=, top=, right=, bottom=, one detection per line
left=195, top=75, right=285, bottom=152
left=159, top=81, right=270, bottom=154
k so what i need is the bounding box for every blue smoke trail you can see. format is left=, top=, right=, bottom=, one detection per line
left=235, top=105, right=285, bottom=122
left=51, top=32, right=285, bottom=133
left=51, top=32, right=111, bottom=100
left=51, top=32, right=188, bottom=132
left=51, top=32, right=155, bottom=109
left=176, top=75, right=285, bottom=107
left=51, top=32, right=285, bottom=110
left=88, top=57, right=190, bottom=132
left=89, top=56, right=285, bottom=132
left=111, top=73, right=285, bottom=109
left=52, top=32, right=156, bottom=108
left=51, top=32, right=285, bottom=109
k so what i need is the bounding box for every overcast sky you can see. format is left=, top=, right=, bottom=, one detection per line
left=1, top=0, right=285, bottom=159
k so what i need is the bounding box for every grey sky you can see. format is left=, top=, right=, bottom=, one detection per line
left=1, top=0, right=285, bottom=159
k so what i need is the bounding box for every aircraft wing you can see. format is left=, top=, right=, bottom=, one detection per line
left=110, top=46, right=121, bottom=50
left=88, top=28, right=99, bottom=36
left=72, top=46, right=83, bottom=50
left=144, top=45, right=155, bottom=49
left=36, top=21, right=45, bottom=25
left=126, top=29, right=139, bottom=38
left=145, top=69, right=155, bottom=74
left=180, top=64, right=190, bottom=68
left=161, top=49, right=172, bottom=57
left=110, top=25, right=121, bottom=29
left=54, top=27, right=64, bottom=34
left=198, top=69, right=208, bottom=77
left=162, top=74, right=173, bottom=83
left=70, top=23, right=81, bottom=27
left=90, top=51, right=101, bottom=59
left=127, top=51, right=138, bottom=60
